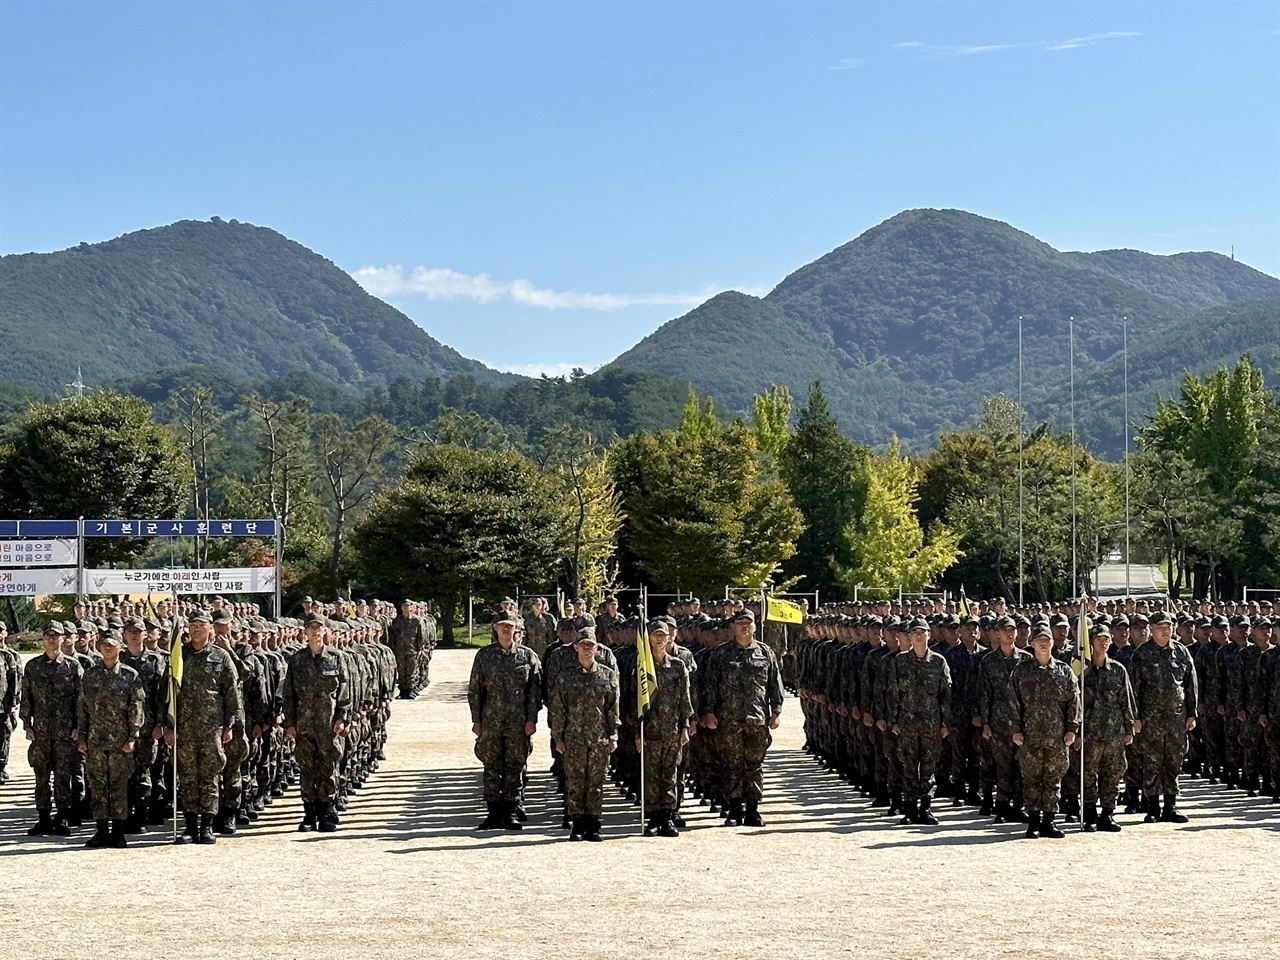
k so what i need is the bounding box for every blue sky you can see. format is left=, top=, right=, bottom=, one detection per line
left=2, top=1, right=1276, bottom=376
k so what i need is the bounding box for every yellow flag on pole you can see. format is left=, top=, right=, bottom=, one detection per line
left=1072, top=602, right=1091, bottom=677
left=764, top=596, right=804, bottom=624
left=636, top=623, right=656, bottom=718
left=958, top=587, right=972, bottom=618
left=166, top=616, right=183, bottom=723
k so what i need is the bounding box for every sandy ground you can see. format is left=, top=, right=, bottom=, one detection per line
left=2, top=648, right=1277, bottom=960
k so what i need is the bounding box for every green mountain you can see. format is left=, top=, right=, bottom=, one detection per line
left=611, top=209, right=1280, bottom=452
left=0, top=218, right=514, bottom=394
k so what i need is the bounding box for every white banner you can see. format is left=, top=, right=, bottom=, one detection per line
left=82, top=567, right=278, bottom=595
left=0, top=568, right=79, bottom=596
left=0, top=538, right=78, bottom=567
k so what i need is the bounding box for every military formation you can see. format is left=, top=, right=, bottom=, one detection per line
left=468, top=596, right=783, bottom=841
left=793, top=595, right=1280, bottom=837
left=7, top=595, right=436, bottom=848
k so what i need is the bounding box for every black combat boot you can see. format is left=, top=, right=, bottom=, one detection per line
left=979, top=789, right=992, bottom=816
left=196, top=813, right=217, bottom=844
left=1040, top=812, right=1065, bottom=839
left=952, top=782, right=966, bottom=807
left=899, top=799, right=918, bottom=826
left=1123, top=785, right=1141, bottom=814
left=1062, top=797, right=1080, bottom=823
left=917, top=797, right=939, bottom=826
left=1097, top=808, right=1122, bottom=832
left=1143, top=796, right=1160, bottom=823
left=1024, top=811, right=1041, bottom=839
left=723, top=800, right=744, bottom=826
left=84, top=820, right=111, bottom=849
left=298, top=801, right=317, bottom=832
left=501, top=801, right=523, bottom=831
left=887, top=791, right=902, bottom=818
left=993, top=800, right=1009, bottom=824
left=568, top=816, right=584, bottom=841
left=235, top=806, right=251, bottom=827
left=110, top=821, right=128, bottom=848
left=318, top=802, right=339, bottom=833
left=584, top=816, right=603, bottom=842
left=658, top=812, right=679, bottom=837
left=1082, top=802, right=1098, bottom=832
left=743, top=800, right=766, bottom=827
left=27, top=811, right=54, bottom=836
left=643, top=815, right=659, bottom=837
left=52, top=810, right=73, bottom=836
left=477, top=802, right=501, bottom=830
left=1160, top=797, right=1188, bottom=823
left=147, top=800, right=167, bottom=826
left=216, top=808, right=237, bottom=836
left=174, top=811, right=198, bottom=844
left=871, top=783, right=890, bottom=808
left=513, top=799, right=528, bottom=823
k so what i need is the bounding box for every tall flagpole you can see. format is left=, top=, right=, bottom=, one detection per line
left=1018, top=316, right=1025, bottom=606
left=1123, top=316, right=1131, bottom=598
left=639, top=584, right=647, bottom=834
left=1070, top=318, right=1077, bottom=597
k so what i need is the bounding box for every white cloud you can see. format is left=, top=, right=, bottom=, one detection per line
left=483, top=361, right=600, bottom=378
left=882, top=31, right=1138, bottom=61
left=352, top=265, right=715, bottom=312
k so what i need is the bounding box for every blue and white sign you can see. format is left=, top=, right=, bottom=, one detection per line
left=0, top=538, right=78, bottom=567
left=0, top=568, right=79, bottom=596
left=82, top=519, right=277, bottom=538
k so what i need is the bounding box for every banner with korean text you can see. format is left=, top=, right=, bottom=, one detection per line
left=82, top=567, right=277, bottom=595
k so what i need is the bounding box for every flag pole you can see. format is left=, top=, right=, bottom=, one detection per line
left=639, top=584, right=647, bottom=834
left=171, top=669, right=179, bottom=841
left=1018, top=315, right=1025, bottom=607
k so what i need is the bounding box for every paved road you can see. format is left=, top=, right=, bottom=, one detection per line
left=1091, top=563, right=1166, bottom=597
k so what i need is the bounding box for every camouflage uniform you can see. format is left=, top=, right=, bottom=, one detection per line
left=703, top=637, right=783, bottom=814
left=887, top=647, right=951, bottom=816
left=21, top=651, right=83, bottom=824
left=76, top=660, right=145, bottom=822
left=467, top=641, right=542, bottom=807
left=1254, top=644, right=1280, bottom=800
left=387, top=612, right=425, bottom=697
left=979, top=646, right=1032, bottom=817
left=1130, top=637, right=1197, bottom=809
left=0, top=635, right=21, bottom=783
left=1082, top=657, right=1135, bottom=818
left=283, top=643, right=351, bottom=823
left=549, top=657, right=619, bottom=820
left=174, top=644, right=241, bottom=817
left=522, top=610, right=558, bottom=660
left=1007, top=656, right=1080, bottom=816
left=119, top=645, right=165, bottom=825
left=943, top=638, right=985, bottom=802
left=637, top=650, right=694, bottom=816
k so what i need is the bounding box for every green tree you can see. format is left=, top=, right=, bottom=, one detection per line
left=0, top=392, right=191, bottom=563
left=540, top=427, right=624, bottom=605
left=614, top=422, right=802, bottom=598
left=835, top=438, right=961, bottom=598
left=777, top=382, right=868, bottom=598
left=751, top=384, right=792, bottom=465
left=352, top=443, right=567, bottom=641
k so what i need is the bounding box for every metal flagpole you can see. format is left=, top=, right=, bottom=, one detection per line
left=171, top=671, right=179, bottom=841
left=1123, top=316, right=1131, bottom=598
left=1070, top=319, right=1077, bottom=597
left=1018, top=316, right=1025, bottom=606
left=639, top=583, right=647, bottom=833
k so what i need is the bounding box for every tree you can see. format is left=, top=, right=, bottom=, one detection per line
left=778, top=382, right=869, bottom=598
left=352, top=444, right=567, bottom=641
left=313, top=413, right=397, bottom=594
left=835, top=438, right=961, bottom=598
left=164, top=385, right=224, bottom=564
left=614, top=422, right=803, bottom=598
left=541, top=428, right=623, bottom=605
left=243, top=393, right=316, bottom=555
left=751, top=384, right=792, bottom=465
left=0, top=392, right=191, bottom=563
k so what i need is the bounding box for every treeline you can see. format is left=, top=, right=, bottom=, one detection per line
left=0, top=356, right=1276, bottom=618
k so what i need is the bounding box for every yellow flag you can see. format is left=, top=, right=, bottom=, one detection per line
left=764, top=596, right=804, bottom=624
left=958, top=588, right=972, bottom=618
left=166, top=616, right=184, bottom=722
left=1072, top=605, right=1091, bottom=678
left=636, top=624, right=656, bottom=718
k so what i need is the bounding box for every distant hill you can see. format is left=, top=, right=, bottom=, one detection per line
left=611, top=209, right=1280, bottom=452
left=0, top=218, right=515, bottom=394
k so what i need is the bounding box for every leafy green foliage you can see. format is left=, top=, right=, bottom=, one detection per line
left=613, top=210, right=1280, bottom=452
left=0, top=392, right=191, bottom=563
left=0, top=218, right=514, bottom=394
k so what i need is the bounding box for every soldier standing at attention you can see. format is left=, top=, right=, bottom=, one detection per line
left=387, top=600, right=424, bottom=700
left=550, top=629, right=619, bottom=842
left=1081, top=623, right=1135, bottom=833
left=468, top=612, right=541, bottom=831
left=888, top=617, right=952, bottom=826
left=1007, top=625, right=1080, bottom=839
left=284, top=615, right=352, bottom=833
left=523, top=596, right=558, bottom=661
left=164, top=610, right=241, bottom=846
left=75, top=629, right=145, bottom=848
left=22, top=621, right=83, bottom=836
left=119, top=617, right=165, bottom=832
left=634, top=619, right=694, bottom=837
left=1131, top=609, right=1198, bottom=823
left=977, top=615, right=1031, bottom=824
left=0, top=620, right=21, bottom=785
left=703, top=609, right=783, bottom=828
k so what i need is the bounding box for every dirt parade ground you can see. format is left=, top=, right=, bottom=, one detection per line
left=3, top=648, right=1277, bottom=960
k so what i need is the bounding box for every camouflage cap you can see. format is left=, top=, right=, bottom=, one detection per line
left=1149, top=610, right=1174, bottom=625
left=76, top=621, right=97, bottom=634
left=905, top=617, right=930, bottom=633
left=1089, top=623, right=1112, bottom=639
left=493, top=612, right=522, bottom=626
left=142, top=617, right=161, bottom=630
left=100, top=628, right=124, bottom=644
left=210, top=608, right=234, bottom=623
left=122, top=616, right=146, bottom=630
left=646, top=618, right=671, bottom=635
left=1031, top=624, right=1053, bottom=641
left=1129, top=611, right=1150, bottom=625
left=575, top=627, right=597, bottom=643
left=993, top=615, right=1016, bottom=629
left=730, top=609, right=756, bottom=623
left=302, top=614, right=327, bottom=627
left=42, top=620, right=66, bottom=636
left=187, top=610, right=213, bottom=623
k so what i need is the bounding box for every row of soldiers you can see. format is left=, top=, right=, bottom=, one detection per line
left=2, top=595, right=436, bottom=848
left=469, top=597, right=784, bottom=841
left=791, top=599, right=1280, bottom=837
